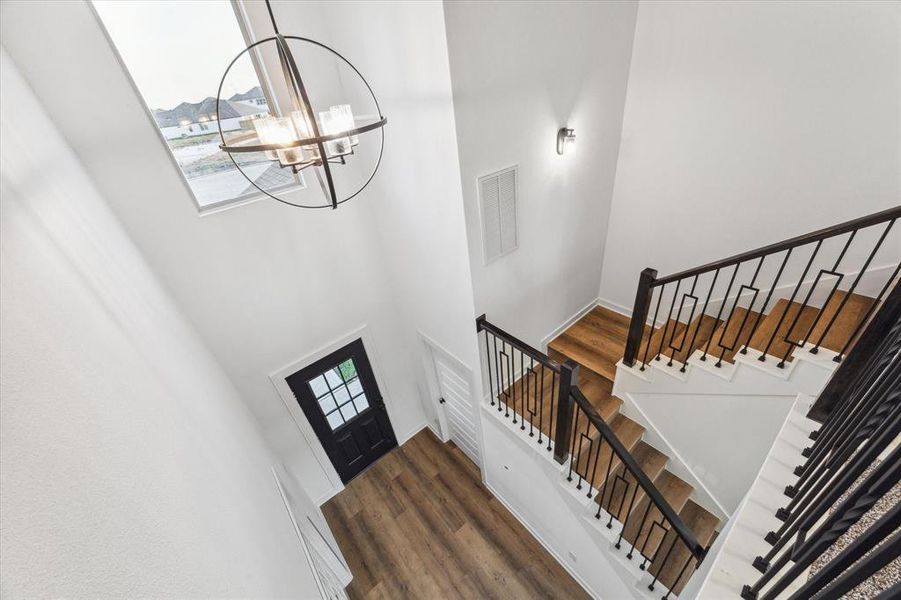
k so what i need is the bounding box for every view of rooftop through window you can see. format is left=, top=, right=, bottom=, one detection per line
left=93, top=0, right=303, bottom=209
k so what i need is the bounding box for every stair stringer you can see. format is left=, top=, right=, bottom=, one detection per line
left=612, top=345, right=837, bottom=519
left=480, top=402, right=692, bottom=599
left=614, top=345, right=838, bottom=400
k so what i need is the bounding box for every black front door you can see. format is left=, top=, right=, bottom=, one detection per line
left=286, top=339, right=397, bottom=483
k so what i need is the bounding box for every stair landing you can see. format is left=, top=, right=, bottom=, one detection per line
left=548, top=306, right=630, bottom=382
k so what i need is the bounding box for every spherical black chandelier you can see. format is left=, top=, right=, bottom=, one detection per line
left=216, top=0, right=387, bottom=209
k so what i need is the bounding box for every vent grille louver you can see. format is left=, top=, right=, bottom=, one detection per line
left=478, top=166, right=518, bottom=263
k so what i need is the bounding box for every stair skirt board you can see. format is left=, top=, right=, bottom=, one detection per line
left=483, top=404, right=688, bottom=600
left=692, top=396, right=818, bottom=599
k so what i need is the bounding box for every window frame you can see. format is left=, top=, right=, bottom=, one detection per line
left=89, top=0, right=306, bottom=215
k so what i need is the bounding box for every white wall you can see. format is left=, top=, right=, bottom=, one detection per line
left=0, top=49, right=321, bottom=598
left=600, top=0, right=901, bottom=312
left=444, top=1, right=639, bottom=346
left=620, top=392, right=794, bottom=513
left=0, top=0, right=480, bottom=503
left=482, top=415, right=638, bottom=599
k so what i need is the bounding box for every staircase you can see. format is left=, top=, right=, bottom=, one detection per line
left=476, top=206, right=900, bottom=598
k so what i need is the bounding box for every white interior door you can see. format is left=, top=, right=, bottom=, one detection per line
left=433, top=352, right=481, bottom=468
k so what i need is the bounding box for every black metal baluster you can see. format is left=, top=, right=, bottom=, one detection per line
left=810, top=220, right=895, bottom=355
left=760, top=240, right=823, bottom=362
left=744, top=249, right=792, bottom=356
left=575, top=418, right=592, bottom=490
left=615, top=481, right=641, bottom=549
left=640, top=521, right=667, bottom=570
left=566, top=407, right=579, bottom=482
left=607, top=476, right=628, bottom=529
left=833, top=264, right=900, bottom=361
left=782, top=354, right=898, bottom=513
left=642, top=285, right=665, bottom=370
left=648, top=534, right=679, bottom=591
left=627, top=502, right=655, bottom=560
left=715, top=260, right=763, bottom=368
left=776, top=231, right=858, bottom=367
left=787, top=501, right=900, bottom=599
left=663, top=554, right=695, bottom=600
left=795, top=326, right=898, bottom=479
left=547, top=369, right=557, bottom=452
left=537, top=364, right=545, bottom=445
left=684, top=269, right=720, bottom=371
left=491, top=334, right=503, bottom=413
left=484, top=330, right=495, bottom=407
left=587, top=435, right=603, bottom=498
left=754, top=397, right=899, bottom=572
left=504, top=343, right=512, bottom=418
left=656, top=280, right=682, bottom=362
left=702, top=264, right=739, bottom=363
left=744, top=439, right=900, bottom=600
left=598, top=442, right=617, bottom=512
left=515, top=351, right=523, bottom=427
left=667, top=275, right=698, bottom=368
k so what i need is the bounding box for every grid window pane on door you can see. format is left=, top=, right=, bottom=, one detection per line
left=478, top=166, right=518, bottom=263
left=308, top=358, right=369, bottom=431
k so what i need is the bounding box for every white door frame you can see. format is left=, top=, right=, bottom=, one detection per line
left=269, top=324, right=398, bottom=503
left=419, top=331, right=486, bottom=471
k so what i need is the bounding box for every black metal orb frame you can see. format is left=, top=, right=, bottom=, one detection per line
left=216, top=32, right=387, bottom=209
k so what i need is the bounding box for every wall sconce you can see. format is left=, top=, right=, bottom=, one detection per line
left=556, top=127, right=576, bottom=155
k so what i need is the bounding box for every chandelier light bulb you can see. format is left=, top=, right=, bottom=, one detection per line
left=216, top=0, right=387, bottom=209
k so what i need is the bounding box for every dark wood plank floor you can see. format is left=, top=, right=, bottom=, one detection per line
left=322, top=428, right=590, bottom=600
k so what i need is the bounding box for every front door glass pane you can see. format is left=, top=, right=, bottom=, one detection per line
left=307, top=358, right=370, bottom=432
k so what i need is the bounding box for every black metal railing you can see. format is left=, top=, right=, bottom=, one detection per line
left=565, top=387, right=708, bottom=597
left=740, top=282, right=901, bottom=600
left=623, top=206, right=901, bottom=374
left=477, top=315, right=578, bottom=463
left=477, top=315, right=709, bottom=597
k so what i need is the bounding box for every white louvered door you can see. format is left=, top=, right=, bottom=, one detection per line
left=434, top=353, right=481, bottom=467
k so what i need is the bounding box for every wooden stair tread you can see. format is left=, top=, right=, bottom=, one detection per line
left=648, top=499, right=720, bottom=594
left=549, top=306, right=629, bottom=382
left=808, top=290, right=875, bottom=353
left=638, top=320, right=686, bottom=365
left=637, top=314, right=721, bottom=366
left=747, top=298, right=819, bottom=362
left=575, top=367, right=621, bottom=422
left=497, top=360, right=625, bottom=444
left=621, top=470, right=693, bottom=557
left=703, top=306, right=763, bottom=365
left=597, top=441, right=669, bottom=520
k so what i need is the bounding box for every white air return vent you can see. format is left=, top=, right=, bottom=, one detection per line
left=478, top=166, right=518, bottom=264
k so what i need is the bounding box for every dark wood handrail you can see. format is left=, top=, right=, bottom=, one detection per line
left=570, top=386, right=707, bottom=560
left=652, top=206, right=901, bottom=287
left=476, top=314, right=561, bottom=372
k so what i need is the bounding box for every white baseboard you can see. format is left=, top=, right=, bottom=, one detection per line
left=596, top=297, right=633, bottom=318
left=484, top=479, right=600, bottom=599
left=600, top=262, right=896, bottom=329
left=540, top=297, right=600, bottom=351
left=398, top=419, right=429, bottom=446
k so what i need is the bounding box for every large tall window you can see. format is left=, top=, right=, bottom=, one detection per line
left=93, top=0, right=304, bottom=211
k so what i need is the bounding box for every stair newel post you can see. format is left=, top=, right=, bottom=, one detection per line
left=552, top=359, right=580, bottom=464
left=623, top=267, right=658, bottom=367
